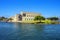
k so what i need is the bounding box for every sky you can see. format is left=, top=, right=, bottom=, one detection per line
left=0, top=0, right=60, bottom=18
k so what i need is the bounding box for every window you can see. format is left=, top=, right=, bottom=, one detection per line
left=29, top=19, right=30, bottom=20
left=23, top=13, right=26, bottom=17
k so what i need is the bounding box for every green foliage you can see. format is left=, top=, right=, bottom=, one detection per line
left=0, top=16, right=7, bottom=21
left=34, top=16, right=45, bottom=20
left=0, top=16, right=13, bottom=21
left=47, top=17, right=59, bottom=20
left=8, top=18, right=13, bottom=20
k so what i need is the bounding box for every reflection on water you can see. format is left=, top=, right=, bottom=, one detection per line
left=0, top=22, right=60, bottom=40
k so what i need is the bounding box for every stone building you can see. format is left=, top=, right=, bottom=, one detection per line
left=10, top=12, right=41, bottom=23
left=21, top=12, right=40, bottom=21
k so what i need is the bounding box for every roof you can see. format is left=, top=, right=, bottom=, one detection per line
left=20, top=11, right=41, bottom=15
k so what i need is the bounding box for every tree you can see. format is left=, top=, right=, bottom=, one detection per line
left=7, top=18, right=13, bottom=22
left=34, top=16, right=45, bottom=22
left=8, top=18, right=13, bottom=20
left=47, top=17, right=59, bottom=21
left=1, top=16, right=5, bottom=19
left=0, top=16, right=7, bottom=21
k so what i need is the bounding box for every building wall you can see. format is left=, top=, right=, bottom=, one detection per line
left=10, top=12, right=41, bottom=22
left=12, top=14, right=20, bottom=22
left=21, top=12, right=41, bottom=21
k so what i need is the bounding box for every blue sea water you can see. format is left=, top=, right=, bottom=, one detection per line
left=0, top=22, right=60, bottom=40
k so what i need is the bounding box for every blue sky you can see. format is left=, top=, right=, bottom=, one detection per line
left=0, top=0, right=60, bottom=18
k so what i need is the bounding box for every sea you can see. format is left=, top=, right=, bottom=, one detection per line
left=0, top=22, right=60, bottom=40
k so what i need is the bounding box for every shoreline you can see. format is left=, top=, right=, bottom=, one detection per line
left=0, top=21, right=60, bottom=24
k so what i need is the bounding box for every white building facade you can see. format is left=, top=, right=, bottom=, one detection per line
left=21, top=12, right=41, bottom=21
left=10, top=12, right=41, bottom=22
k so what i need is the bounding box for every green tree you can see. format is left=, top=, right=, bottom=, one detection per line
left=0, top=16, right=7, bottom=21
left=34, top=16, right=45, bottom=22
left=8, top=18, right=13, bottom=20
left=47, top=17, right=59, bottom=21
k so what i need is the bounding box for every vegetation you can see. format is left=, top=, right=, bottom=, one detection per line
left=34, top=16, right=45, bottom=23
left=0, top=16, right=59, bottom=24
left=0, top=16, right=7, bottom=21
left=0, top=16, right=13, bottom=22
left=34, top=16, right=59, bottom=24
left=47, top=17, right=59, bottom=21
left=34, top=16, right=45, bottom=20
left=8, top=18, right=13, bottom=20
left=47, top=17, right=59, bottom=24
